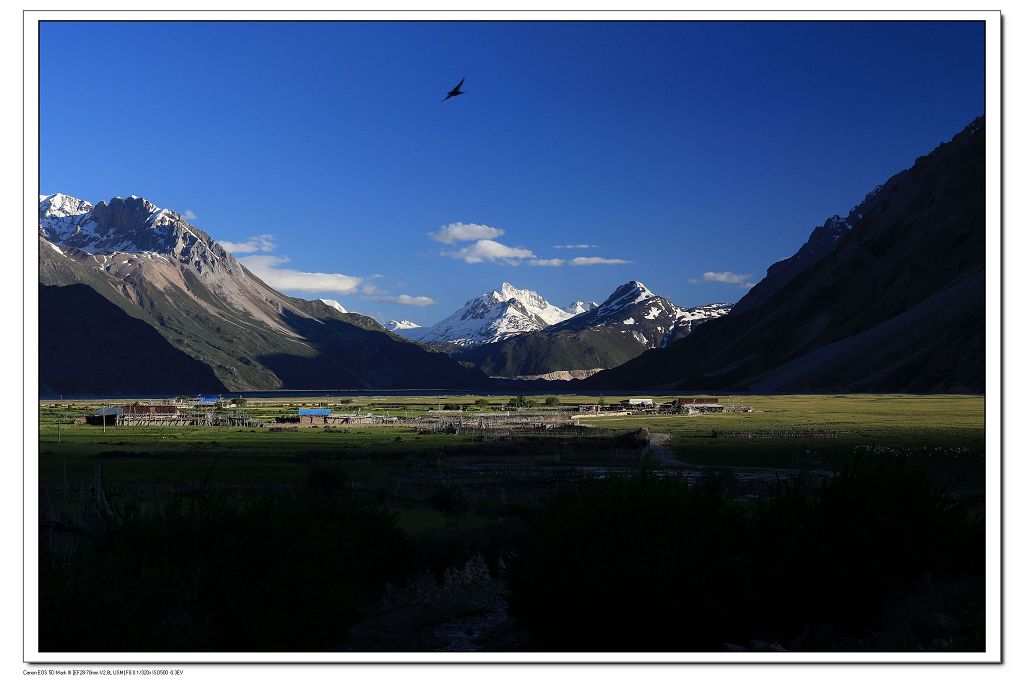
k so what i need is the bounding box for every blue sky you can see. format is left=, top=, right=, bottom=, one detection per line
left=40, top=21, right=984, bottom=324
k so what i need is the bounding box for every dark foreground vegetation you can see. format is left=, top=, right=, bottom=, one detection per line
left=39, top=457, right=983, bottom=653
left=510, top=459, right=985, bottom=651
left=40, top=469, right=416, bottom=652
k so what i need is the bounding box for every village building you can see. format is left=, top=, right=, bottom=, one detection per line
left=84, top=406, right=123, bottom=426
left=297, top=407, right=331, bottom=425
left=619, top=398, right=655, bottom=411
left=124, top=403, right=180, bottom=417
left=672, top=397, right=725, bottom=414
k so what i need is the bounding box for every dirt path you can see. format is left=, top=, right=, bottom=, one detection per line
left=648, top=432, right=683, bottom=466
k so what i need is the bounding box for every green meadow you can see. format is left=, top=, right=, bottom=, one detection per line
left=37, top=393, right=985, bottom=486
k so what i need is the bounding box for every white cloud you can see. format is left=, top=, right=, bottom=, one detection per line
left=570, top=256, right=631, bottom=266
left=239, top=254, right=362, bottom=294
left=218, top=234, right=277, bottom=254
left=529, top=258, right=566, bottom=267
left=364, top=291, right=436, bottom=306
left=553, top=243, right=597, bottom=250
left=444, top=239, right=535, bottom=265
left=688, top=271, right=757, bottom=288
left=183, top=209, right=198, bottom=221
left=375, top=294, right=436, bottom=307
left=429, top=222, right=505, bottom=244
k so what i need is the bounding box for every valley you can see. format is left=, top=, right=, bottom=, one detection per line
left=35, top=112, right=990, bottom=655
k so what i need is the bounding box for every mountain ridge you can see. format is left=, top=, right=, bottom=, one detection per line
left=584, top=116, right=985, bottom=392
left=457, top=280, right=731, bottom=378
left=39, top=194, right=489, bottom=392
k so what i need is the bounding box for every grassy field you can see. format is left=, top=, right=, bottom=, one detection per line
left=585, top=394, right=985, bottom=466
left=36, top=393, right=985, bottom=490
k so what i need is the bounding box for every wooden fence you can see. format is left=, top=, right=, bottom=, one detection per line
left=712, top=428, right=839, bottom=439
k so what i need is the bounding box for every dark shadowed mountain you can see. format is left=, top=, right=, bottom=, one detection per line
left=457, top=281, right=730, bottom=378
left=585, top=116, right=985, bottom=393
left=38, top=194, right=488, bottom=392
left=39, top=284, right=226, bottom=396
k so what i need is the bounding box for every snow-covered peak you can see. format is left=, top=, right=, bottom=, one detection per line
left=40, top=193, right=93, bottom=219
left=566, top=300, right=599, bottom=316
left=317, top=298, right=348, bottom=314
left=38, top=193, right=242, bottom=285
left=604, top=280, right=655, bottom=311
left=481, top=283, right=570, bottom=327
left=398, top=283, right=572, bottom=347
left=387, top=320, right=421, bottom=331
left=490, top=282, right=561, bottom=313
left=497, top=282, right=521, bottom=298
left=547, top=280, right=732, bottom=350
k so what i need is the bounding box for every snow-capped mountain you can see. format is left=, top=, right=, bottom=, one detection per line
left=549, top=281, right=729, bottom=349
left=660, top=302, right=732, bottom=346
left=565, top=300, right=599, bottom=316
left=386, top=320, right=421, bottom=332
left=396, top=282, right=572, bottom=348
left=40, top=193, right=304, bottom=337
left=40, top=193, right=229, bottom=272
left=456, top=280, right=733, bottom=378
left=317, top=298, right=348, bottom=314
left=38, top=193, right=487, bottom=392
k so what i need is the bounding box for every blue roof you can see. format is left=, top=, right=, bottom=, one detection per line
left=198, top=396, right=221, bottom=403
left=298, top=408, right=331, bottom=416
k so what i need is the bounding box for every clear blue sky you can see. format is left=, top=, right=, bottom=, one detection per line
left=40, top=21, right=985, bottom=324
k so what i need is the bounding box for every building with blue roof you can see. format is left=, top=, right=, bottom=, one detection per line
left=298, top=408, right=331, bottom=416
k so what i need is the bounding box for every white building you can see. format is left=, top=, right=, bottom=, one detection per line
left=620, top=398, right=655, bottom=408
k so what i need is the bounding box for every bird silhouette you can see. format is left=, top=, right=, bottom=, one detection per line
left=442, top=78, right=465, bottom=102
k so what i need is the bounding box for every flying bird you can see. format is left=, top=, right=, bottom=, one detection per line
left=442, top=78, right=465, bottom=102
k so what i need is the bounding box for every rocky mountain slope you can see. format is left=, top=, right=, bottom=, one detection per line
left=38, top=194, right=487, bottom=393
left=585, top=116, right=985, bottom=392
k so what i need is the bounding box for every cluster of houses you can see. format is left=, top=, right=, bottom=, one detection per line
left=622, top=397, right=726, bottom=414
left=664, top=397, right=727, bottom=415
left=576, top=398, right=730, bottom=415
left=84, top=396, right=245, bottom=426
left=83, top=395, right=739, bottom=429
